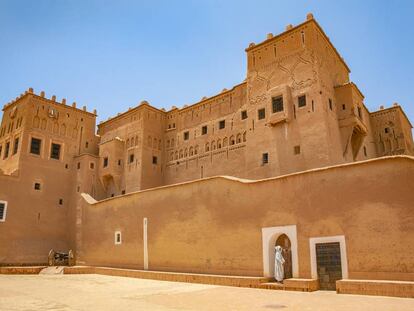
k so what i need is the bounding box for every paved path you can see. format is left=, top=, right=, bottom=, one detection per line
left=0, top=274, right=413, bottom=310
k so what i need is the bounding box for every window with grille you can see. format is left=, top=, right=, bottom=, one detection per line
left=0, top=201, right=7, bottom=222
left=13, top=137, right=19, bottom=155
left=294, top=145, right=301, bottom=155
left=4, top=141, right=10, bottom=159
left=30, top=138, right=41, bottom=155
left=50, top=143, right=61, bottom=160
left=262, top=153, right=269, bottom=165
left=272, top=96, right=284, bottom=113
left=258, top=108, right=266, bottom=120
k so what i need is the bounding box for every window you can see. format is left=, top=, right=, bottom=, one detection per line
left=85, top=141, right=89, bottom=148
left=294, top=145, right=301, bottom=155
left=184, top=131, right=189, bottom=140
left=50, top=143, right=61, bottom=160
left=30, top=138, right=41, bottom=155
left=219, top=120, right=225, bottom=129
left=272, top=96, right=284, bottom=113
left=34, top=182, right=41, bottom=190
left=90, top=162, right=95, bottom=169
left=129, top=153, right=135, bottom=164
left=103, top=157, right=109, bottom=167
left=258, top=108, right=266, bottom=120
left=384, top=128, right=389, bottom=134
left=115, top=231, right=122, bottom=245
left=298, top=95, right=306, bottom=108
left=342, top=104, right=346, bottom=110
left=0, top=201, right=7, bottom=222
left=329, top=99, right=333, bottom=111
left=152, top=156, right=158, bottom=164
left=121, top=190, right=126, bottom=195
left=241, top=110, right=248, bottom=120
left=4, top=141, right=10, bottom=159
left=262, top=153, right=269, bottom=165
left=118, top=159, right=121, bottom=166
left=13, top=137, right=19, bottom=155
left=77, top=162, right=80, bottom=170
left=59, top=199, right=63, bottom=205
left=202, top=125, right=208, bottom=135
left=363, top=146, right=367, bottom=157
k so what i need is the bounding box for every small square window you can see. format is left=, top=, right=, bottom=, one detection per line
left=342, top=104, right=346, bottom=110
left=90, top=162, right=94, bottom=169
left=152, top=156, right=158, bottom=164
left=272, top=96, right=284, bottom=113
left=184, top=131, right=189, bottom=140
left=129, top=153, right=135, bottom=163
left=59, top=199, right=63, bottom=205
left=219, top=120, right=225, bottom=129
left=202, top=125, right=208, bottom=135
left=294, top=145, right=301, bottom=155
left=258, top=108, right=266, bottom=120
left=30, top=138, right=41, bottom=155
left=241, top=110, right=248, bottom=120
left=262, top=153, right=269, bottom=165
left=103, top=157, right=109, bottom=167
left=115, top=231, right=122, bottom=245
left=50, top=143, right=61, bottom=160
left=298, top=95, right=306, bottom=108
left=121, top=190, right=126, bottom=195
left=34, top=183, right=41, bottom=190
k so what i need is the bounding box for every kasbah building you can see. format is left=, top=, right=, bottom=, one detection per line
left=0, top=14, right=413, bottom=296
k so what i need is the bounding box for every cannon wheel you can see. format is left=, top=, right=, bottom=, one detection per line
left=48, top=249, right=55, bottom=266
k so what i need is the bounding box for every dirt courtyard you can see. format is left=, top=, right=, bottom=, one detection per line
left=0, top=274, right=413, bottom=311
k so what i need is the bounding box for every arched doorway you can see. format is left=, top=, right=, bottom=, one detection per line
left=275, top=234, right=292, bottom=279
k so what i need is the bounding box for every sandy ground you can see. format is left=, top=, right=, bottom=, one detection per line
left=0, top=274, right=413, bottom=311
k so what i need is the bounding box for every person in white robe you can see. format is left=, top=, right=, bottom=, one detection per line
left=274, top=245, right=285, bottom=282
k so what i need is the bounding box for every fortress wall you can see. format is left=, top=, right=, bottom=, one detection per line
left=79, top=156, right=414, bottom=281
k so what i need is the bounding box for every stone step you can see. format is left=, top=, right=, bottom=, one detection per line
left=39, top=266, right=65, bottom=275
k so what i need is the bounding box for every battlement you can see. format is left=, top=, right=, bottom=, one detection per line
left=2, top=88, right=97, bottom=117
left=245, top=13, right=350, bottom=74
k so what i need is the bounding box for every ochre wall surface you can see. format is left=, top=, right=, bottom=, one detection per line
left=79, top=156, right=414, bottom=281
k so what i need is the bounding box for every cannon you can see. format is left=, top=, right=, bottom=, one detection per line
left=48, top=249, right=75, bottom=266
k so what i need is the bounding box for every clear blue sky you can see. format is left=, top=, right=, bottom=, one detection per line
left=0, top=0, right=413, bottom=125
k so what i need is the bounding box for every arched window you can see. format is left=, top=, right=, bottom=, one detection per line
left=189, top=147, right=194, bottom=156
left=236, top=133, right=242, bottom=144
left=217, top=139, right=222, bottom=149
left=243, top=132, right=247, bottom=142
left=223, top=137, right=228, bottom=147
left=131, top=137, right=135, bottom=146
left=135, top=136, right=139, bottom=146
left=211, top=140, right=216, bottom=150
left=179, top=149, right=183, bottom=158
left=230, top=135, right=235, bottom=145
left=171, top=138, right=175, bottom=147
left=175, top=151, right=178, bottom=160
left=195, top=145, right=199, bottom=155
left=126, top=139, right=130, bottom=148
left=205, top=142, right=210, bottom=152
left=184, top=148, right=188, bottom=157
left=170, top=152, right=174, bottom=161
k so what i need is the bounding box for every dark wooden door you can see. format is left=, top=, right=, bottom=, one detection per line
left=316, top=242, right=342, bottom=290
